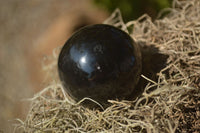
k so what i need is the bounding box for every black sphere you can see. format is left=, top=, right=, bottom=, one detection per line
left=58, top=24, right=142, bottom=105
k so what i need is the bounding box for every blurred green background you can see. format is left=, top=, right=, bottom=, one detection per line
left=94, top=0, right=173, bottom=22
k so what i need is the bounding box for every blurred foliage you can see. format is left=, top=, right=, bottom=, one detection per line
left=93, top=0, right=173, bottom=22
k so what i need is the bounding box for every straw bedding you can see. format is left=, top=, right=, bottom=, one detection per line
left=16, top=0, right=200, bottom=132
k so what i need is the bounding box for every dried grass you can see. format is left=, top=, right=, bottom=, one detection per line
left=15, top=0, right=200, bottom=132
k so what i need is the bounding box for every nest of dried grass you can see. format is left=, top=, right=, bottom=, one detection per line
left=15, top=0, right=200, bottom=132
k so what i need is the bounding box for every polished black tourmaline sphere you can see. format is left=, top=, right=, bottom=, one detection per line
left=58, top=24, right=142, bottom=104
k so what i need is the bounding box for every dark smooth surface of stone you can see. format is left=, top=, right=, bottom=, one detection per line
left=58, top=24, right=142, bottom=104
